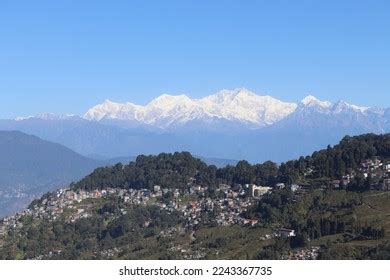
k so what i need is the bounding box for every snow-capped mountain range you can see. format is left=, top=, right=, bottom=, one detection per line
left=4, top=88, right=389, bottom=163
left=13, top=88, right=380, bottom=129
left=15, top=113, right=80, bottom=122
left=297, top=94, right=369, bottom=114
left=83, top=88, right=297, bottom=128
left=82, top=88, right=378, bottom=129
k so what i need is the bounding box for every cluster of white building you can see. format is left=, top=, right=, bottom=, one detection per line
left=0, top=180, right=283, bottom=237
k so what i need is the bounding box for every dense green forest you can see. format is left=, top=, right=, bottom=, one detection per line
left=74, top=133, right=390, bottom=192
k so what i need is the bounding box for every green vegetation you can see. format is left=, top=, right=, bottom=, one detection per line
left=254, top=190, right=390, bottom=259
left=0, top=196, right=183, bottom=260
left=1, top=189, right=390, bottom=260
left=73, top=134, right=390, bottom=193
left=1, top=133, right=390, bottom=259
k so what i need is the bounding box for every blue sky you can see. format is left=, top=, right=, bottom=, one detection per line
left=0, top=0, right=389, bottom=118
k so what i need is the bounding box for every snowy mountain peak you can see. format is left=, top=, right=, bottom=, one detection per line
left=84, top=99, right=141, bottom=121
left=300, top=95, right=332, bottom=108
left=147, top=94, right=193, bottom=108
left=220, top=87, right=255, bottom=97
left=15, top=113, right=79, bottom=121
left=38, top=113, right=79, bottom=120
left=209, top=88, right=259, bottom=103
left=84, top=88, right=298, bottom=128
left=82, top=89, right=377, bottom=129
left=333, top=101, right=369, bottom=113
left=198, top=88, right=297, bottom=125
left=301, top=95, right=319, bottom=104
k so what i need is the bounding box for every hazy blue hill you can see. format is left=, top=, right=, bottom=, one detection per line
left=0, top=131, right=104, bottom=217
left=0, top=131, right=240, bottom=217
left=194, top=155, right=238, bottom=167
left=0, top=112, right=389, bottom=164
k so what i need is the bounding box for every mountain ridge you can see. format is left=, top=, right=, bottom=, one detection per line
left=83, top=88, right=298, bottom=128
left=0, top=130, right=105, bottom=217
left=3, top=88, right=390, bottom=163
left=13, top=88, right=382, bottom=131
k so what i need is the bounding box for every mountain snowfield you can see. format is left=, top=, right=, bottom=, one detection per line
left=83, top=88, right=298, bottom=128
left=298, top=94, right=369, bottom=114
left=14, top=88, right=379, bottom=129
left=83, top=88, right=378, bottom=129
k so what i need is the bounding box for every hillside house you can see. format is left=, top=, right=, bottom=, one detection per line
left=290, top=184, right=301, bottom=192
left=278, top=228, right=296, bottom=238
left=361, top=158, right=382, bottom=173
left=275, top=183, right=286, bottom=190
left=249, top=184, right=271, bottom=198
left=331, top=180, right=341, bottom=189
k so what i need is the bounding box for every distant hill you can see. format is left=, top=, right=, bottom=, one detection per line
left=0, top=131, right=240, bottom=217
left=0, top=131, right=105, bottom=217
left=194, top=156, right=238, bottom=168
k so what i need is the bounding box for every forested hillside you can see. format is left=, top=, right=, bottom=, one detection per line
left=74, top=133, right=390, bottom=192
left=1, top=133, right=390, bottom=260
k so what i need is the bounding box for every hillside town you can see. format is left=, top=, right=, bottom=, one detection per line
left=0, top=177, right=304, bottom=242
left=1, top=155, right=390, bottom=260
left=0, top=182, right=276, bottom=235
left=1, top=157, right=390, bottom=238
left=327, top=157, right=390, bottom=190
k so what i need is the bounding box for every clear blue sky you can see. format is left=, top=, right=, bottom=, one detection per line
left=0, top=0, right=389, bottom=118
